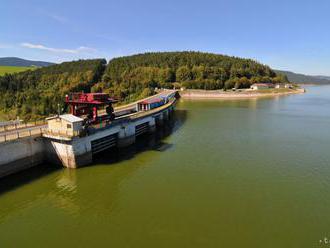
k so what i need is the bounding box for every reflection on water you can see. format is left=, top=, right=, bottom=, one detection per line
left=56, top=169, right=77, bottom=193
left=0, top=109, right=188, bottom=222
left=92, top=109, right=187, bottom=164
left=1, top=87, right=330, bottom=247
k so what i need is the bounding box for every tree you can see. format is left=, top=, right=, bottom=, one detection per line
left=176, top=66, right=192, bottom=82
left=191, top=65, right=205, bottom=80
left=224, top=78, right=237, bottom=89
left=0, top=59, right=106, bottom=120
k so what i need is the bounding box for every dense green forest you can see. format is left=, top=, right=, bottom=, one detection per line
left=93, top=52, right=288, bottom=101
left=0, top=59, right=106, bottom=120
left=0, top=52, right=289, bottom=120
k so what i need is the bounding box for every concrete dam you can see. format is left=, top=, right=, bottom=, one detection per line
left=0, top=90, right=178, bottom=178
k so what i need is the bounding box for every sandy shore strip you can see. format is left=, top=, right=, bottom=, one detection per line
left=179, top=88, right=305, bottom=99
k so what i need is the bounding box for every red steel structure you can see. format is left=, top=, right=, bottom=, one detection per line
left=65, top=93, right=117, bottom=123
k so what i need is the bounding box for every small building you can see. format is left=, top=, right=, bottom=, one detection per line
left=285, top=84, right=293, bottom=89
left=251, top=83, right=274, bottom=90
left=137, top=98, right=165, bottom=111
left=275, top=84, right=285, bottom=89
left=46, top=114, right=84, bottom=136
left=275, top=83, right=294, bottom=89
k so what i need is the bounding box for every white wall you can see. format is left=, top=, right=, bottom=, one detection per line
left=0, top=136, right=45, bottom=178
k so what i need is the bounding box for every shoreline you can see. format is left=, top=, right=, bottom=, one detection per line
left=179, top=88, right=305, bottom=100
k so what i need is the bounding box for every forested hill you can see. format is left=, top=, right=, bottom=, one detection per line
left=0, top=59, right=106, bottom=120
left=0, top=57, right=54, bottom=67
left=94, top=52, right=288, bottom=101
left=0, top=51, right=289, bottom=120
left=274, top=70, right=330, bottom=85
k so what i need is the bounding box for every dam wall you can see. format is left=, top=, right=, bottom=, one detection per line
left=0, top=135, right=45, bottom=178
left=45, top=110, right=169, bottom=169
left=0, top=97, right=176, bottom=177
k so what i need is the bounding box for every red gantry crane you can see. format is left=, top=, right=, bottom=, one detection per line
left=65, top=92, right=117, bottom=123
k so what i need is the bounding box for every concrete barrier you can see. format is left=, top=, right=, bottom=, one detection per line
left=0, top=136, right=45, bottom=178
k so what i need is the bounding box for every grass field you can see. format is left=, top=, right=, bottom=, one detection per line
left=0, top=66, right=36, bottom=76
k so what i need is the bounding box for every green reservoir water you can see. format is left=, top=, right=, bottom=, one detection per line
left=1, top=86, right=330, bottom=247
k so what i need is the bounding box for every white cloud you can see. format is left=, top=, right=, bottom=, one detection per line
left=76, top=46, right=98, bottom=53
left=21, top=43, right=97, bottom=54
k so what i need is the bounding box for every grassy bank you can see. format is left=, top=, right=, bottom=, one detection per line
left=0, top=66, right=36, bottom=76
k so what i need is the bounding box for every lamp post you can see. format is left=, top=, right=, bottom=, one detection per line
left=57, top=103, right=60, bottom=116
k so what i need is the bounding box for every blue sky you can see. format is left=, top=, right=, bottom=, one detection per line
left=1, top=0, right=330, bottom=75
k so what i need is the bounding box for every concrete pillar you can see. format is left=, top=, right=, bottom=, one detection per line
left=168, top=107, right=174, bottom=119
left=72, top=140, right=93, bottom=168
left=155, top=114, right=164, bottom=126
left=117, top=123, right=136, bottom=148
left=149, top=117, right=156, bottom=132
left=163, top=110, right=169, bottom=121
left=45, top=138, right=93, bottom=169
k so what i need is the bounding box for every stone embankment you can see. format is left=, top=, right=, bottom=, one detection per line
left=179, top=88, right=305, bottom=99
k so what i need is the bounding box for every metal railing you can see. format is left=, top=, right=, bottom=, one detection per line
left=42, top=129, right=82, bottom=138
left=0, top=119, right=46, bottom=132
left=0, top=127, right=44, bottom=143
left=0, top=120, right=21, bottom=127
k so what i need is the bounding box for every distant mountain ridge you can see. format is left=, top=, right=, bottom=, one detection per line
left=0, top=57, right=55, bottom=67
left=274, top=70, right=330, bottom=84
left=314, top=75, right=330, bottom=81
